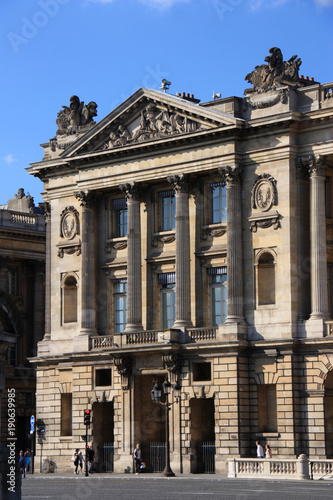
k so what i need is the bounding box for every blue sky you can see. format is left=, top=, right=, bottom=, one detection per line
left=1, top=0, right=332, bottom=206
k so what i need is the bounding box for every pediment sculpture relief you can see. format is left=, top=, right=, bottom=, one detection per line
left=104, top=103, right=202, bottom=149
left=245, top=47, right=302, bottom=93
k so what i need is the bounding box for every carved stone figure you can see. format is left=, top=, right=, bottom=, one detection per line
left=56, top=95, right=98, bottom=136
left=245, top=47, right=302, bottom=93
left=8, top=189, right=35, bottom=213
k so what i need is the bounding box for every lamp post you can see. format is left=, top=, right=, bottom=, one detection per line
left=151, top=376, right=181, bottom=477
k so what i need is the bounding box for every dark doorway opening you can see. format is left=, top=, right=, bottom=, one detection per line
left=92, top=401, right=114, bottom=471
left=134, top=375, right=166, bottom=472
left=190, top=398, right=215, bottom=473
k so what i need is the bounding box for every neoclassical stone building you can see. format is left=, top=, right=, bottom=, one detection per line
left=0, top=190, right=45, bottom=450
left=28, top=49, right=333, bottom=474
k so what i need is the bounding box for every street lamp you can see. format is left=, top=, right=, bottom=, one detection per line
left=151, top=376, right=181, bottom=477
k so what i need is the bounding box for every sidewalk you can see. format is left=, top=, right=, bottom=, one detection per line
left=24, top=471, right=229, bottom=480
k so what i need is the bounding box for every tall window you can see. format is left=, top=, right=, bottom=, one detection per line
left=257, top=384, right=277, bottom=433
left=159, top=273, right=175, bottom=329
left=257, top=251, right=276, bottom=306
left=62, top=274, right=78, bottom=324
left=113, top=280, right=127, bottom=333
left=210, top=182, right=226, bottom=224
left=8, top=267, right=18, bottom=295
left=61, top=393, right=72, bottom=436
left=209, top=267, right=227, bottom=326
left=113, top=198, right=127, bottom=237
left=159, top=190, right=175, bottom=231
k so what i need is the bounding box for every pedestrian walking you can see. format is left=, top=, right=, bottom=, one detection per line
left=88, top=444, right=95, bottom=473
left=256, top=440, right=264, bottom=458
left=73, top=448, right=79, bottom=475
left=133, top=443, right=142, bottom=474
left=19, top=450, right=26, bottom=479
left=265, top=443, right=272, bottom=458
left=24, top=449, right=31, bottom=473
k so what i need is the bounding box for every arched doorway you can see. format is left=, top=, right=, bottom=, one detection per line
left=324, top=370, right=333, bottom=458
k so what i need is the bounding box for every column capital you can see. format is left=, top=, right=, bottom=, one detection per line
left=298, top=154, right=327, bottom=177
left=74, top=190, right=94, bottom=207
left=218, top=164, right=243, bottom=185
left=167, top=173, right=192, bottom=193
left=119, top=182, right=142, bottom=201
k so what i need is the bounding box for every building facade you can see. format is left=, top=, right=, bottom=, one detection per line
left=28, top=49, right=333, bottom=474
left=0, top=190, right=45, bottom=452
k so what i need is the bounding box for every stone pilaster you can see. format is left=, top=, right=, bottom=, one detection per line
left=120, top=182, right=143, bottom=332
left=33, top=261, right=45, bottom=351
left=167, top=174, right=192, bottom=329
left=75, top=191, right=97, bottom=336
left=40, top=202, right=51, bottom=341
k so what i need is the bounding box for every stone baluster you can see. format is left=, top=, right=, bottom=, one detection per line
left=120, top=182, right=143, bottom=333
left=307, top=156, right=329, bottom=322
left=167, top=174, right=192, bottom=329
left=75, top=191, right=97, bottom=335
left=40, top=202, right=51, bottom=341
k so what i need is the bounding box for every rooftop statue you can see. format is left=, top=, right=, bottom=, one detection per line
left=245, top=47, right=302, bottom=93
left=56, top=95, right=97, bottom=136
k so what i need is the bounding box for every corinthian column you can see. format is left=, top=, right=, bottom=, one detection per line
left=307, top=156, right=329, bottom=322
left=167, top=174, right=192, bottom=329
left=120, top=182, right=143, bottom=332
left=75, top=191, right=96, bottom=335
left=40, top=202, right=51, bottom=341
left=219, top=165, right=245, bottom=325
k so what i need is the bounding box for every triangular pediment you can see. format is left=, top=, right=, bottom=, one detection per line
left=59, top=88, right=242, bottom=159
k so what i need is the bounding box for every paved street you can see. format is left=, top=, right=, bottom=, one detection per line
left=21, top=473, right=333, bottom=500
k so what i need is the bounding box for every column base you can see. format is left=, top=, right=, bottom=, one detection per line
left=217, top=321, right=247, bottom=341
left=172, top=320, right=193, bottom=331
left=124, top=324, right=143, bottom=333
left=305, top=316, right=329, bottom=338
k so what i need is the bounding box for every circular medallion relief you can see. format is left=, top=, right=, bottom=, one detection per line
left=60, top=207, right=79, bottom=240
left=252, top=175, right=277, bottom=212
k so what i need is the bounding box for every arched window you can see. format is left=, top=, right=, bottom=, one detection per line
left=62, top=274, right=78, bottom=324
left=256, top=250, right=276, bottom=306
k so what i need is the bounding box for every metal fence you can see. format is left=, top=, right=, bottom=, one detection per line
left=201, top=442, right=215, bottom=473
left=149, top=442, right=166, bottom=472
left=98, top=443, right=114, bottom=472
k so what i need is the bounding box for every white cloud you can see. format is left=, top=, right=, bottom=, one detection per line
left=4, top=154, right=18, bottom=164
left=314, top=0, right=333, bottom=5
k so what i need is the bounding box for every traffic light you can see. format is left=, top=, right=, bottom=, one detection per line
left=84, top=409, right=91, bottom=426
